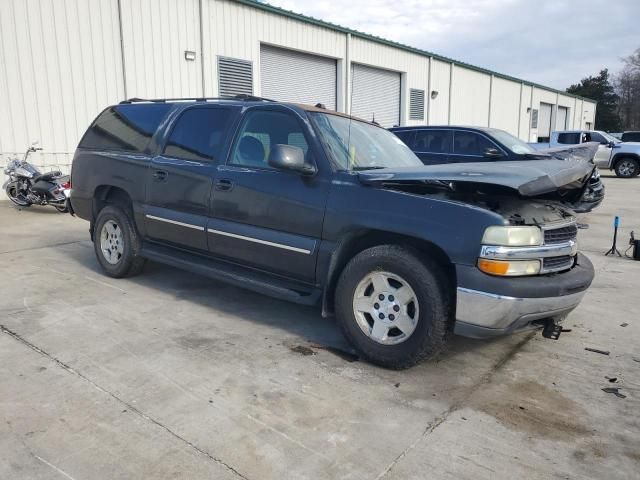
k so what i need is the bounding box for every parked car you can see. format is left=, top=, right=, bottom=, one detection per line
left=70, top=97, right=594, bottom=368
left=621, top=131, right=640, bottom=143
left=389, top=125, right=604, bottom=212
left=531, top=130, right=640, bottom=178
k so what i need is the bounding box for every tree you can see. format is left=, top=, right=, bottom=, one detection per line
left=567, top=69, right=621, bottom=132
left=615, top=48, right=640, bottom=130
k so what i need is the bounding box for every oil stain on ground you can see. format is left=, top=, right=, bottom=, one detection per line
left=470, top=380, right=591, bottom=441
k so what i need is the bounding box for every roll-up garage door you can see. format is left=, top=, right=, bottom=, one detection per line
left=556, top=106, right=568, bottom=130
left=538, top=102, right=553, bottom=140
left=260, top=45, right=336, bottom=110
left=350, top=63, right=401, bottom=127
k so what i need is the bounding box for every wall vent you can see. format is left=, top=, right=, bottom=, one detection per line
left=409, top=89, right=425, bottom=121
left=218, top=57, right=253, bottom=97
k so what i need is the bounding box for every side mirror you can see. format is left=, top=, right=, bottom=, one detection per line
left=484, top=147, right=504, bottom=159
left=268, top=144, right=316, bottom=175
left=607, top=141, right=615, bottom=148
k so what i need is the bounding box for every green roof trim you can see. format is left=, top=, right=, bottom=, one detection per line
left=233, top=0, right=596, bottom=104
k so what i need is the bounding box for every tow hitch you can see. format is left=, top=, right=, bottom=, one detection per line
left=542, top=320, right=564, bottom=340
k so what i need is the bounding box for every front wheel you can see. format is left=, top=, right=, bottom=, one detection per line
left=335, top=245, right=451, bottom=369
left=5, top=183, right=31, bottom=207
left=93, top=205, right=146, bottom=278
left=614, top=158, right=639, bottom=178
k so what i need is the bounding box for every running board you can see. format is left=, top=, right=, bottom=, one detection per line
left=140, top=243, right=322, bottom=306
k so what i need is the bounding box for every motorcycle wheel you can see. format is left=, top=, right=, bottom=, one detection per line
left=6, top=184, right=31, bottom=207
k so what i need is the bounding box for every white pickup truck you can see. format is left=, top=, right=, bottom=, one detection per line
left=531, top=130, right=640, bottom=178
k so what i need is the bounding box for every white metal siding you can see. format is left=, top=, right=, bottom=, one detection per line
left=538, top=102, right=553, bottom=138
left=556, top=106, right=568, bottom=130
left=489, top=77, right=521, bottom=136
left=450, top=66, right=491, bottom=127
left=0, top=0, right=124, bottom=176
left=119, top=0, right=202, bottom=99
left=350, top=63, right=400, bottom=127
left=260, top=45, right=337, bottom=109
left=429, top=60, right=451, bottom=125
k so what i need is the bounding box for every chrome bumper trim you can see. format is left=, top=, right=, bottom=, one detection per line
left=455, top=287, right=586, bottom=330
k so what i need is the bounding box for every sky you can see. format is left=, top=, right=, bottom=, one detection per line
left=264, top=0, right=639, bottom=90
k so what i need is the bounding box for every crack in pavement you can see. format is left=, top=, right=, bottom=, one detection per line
left=0, top=324, right=250, bottom=480
left=375, top=332, right=536, bottom=480
left=0, top=239, right=87, bottom=255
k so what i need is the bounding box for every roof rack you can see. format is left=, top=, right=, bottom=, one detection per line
left=119, top=94, right=276, bottom=104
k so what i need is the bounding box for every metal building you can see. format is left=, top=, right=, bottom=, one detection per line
left=0, top=0, right=597, bottom=178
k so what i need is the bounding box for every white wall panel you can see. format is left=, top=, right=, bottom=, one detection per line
left=450, top=66, right=491, bottom=127
left=518, top=84, right=533, bottom=140
left=120, top=0, right=202, bottom=99
left=202, top=0, right=345, bottom=103
left=428, top=60, right=451, bottom=125
left=489, top=77, right=521, bottom=136
left=0, top=0, right=124, bottom=177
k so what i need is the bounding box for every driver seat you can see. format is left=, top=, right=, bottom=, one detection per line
left=33, top=171, right=62, bottom=183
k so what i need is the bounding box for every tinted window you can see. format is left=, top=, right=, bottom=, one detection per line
left=163, top=108, right=232, bottom=162
left=79, top=104, right=171, bottom=152
left=622, top=132, right=640, bottom=142
left=557, top=132, right=581, bottom=144
left=588, top=132, right=607, bottom=144
left=453, top=131, right=494, bottom=156
left=230, top=110, right=310, bottom=169
left=392, top=130, right=416, bottom=148
left=414, top=130, right=452, bottom=154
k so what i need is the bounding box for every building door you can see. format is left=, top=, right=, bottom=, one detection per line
left=260, top=45, right=337, bottom=110
left=351, top=63, right=401, bottom=127
left=538, top=102, right=553, bottom=142
left=556, top=106, right=568, bottom=130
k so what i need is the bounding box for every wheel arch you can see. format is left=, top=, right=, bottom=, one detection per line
left=322, top=229, right=456, bottom=319
left=91, top=185, right=135, bottom=240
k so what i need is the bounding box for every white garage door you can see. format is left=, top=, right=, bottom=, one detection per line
left=556, top=106, right=568, bottom=130
left=538, top=102, right=553, bottom=139
left=260, top=45, right=337, bottom=110
left=351, top=63, right=401, bottom=127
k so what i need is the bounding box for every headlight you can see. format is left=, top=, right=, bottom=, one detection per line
left=482, top=226, right=543, bottom=246
left=477, top=258, right=541, bottom=276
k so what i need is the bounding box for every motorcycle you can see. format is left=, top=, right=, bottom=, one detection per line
left=3, top=143, right=70, bottom=213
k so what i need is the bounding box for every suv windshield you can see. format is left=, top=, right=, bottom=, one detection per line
left=309, top=112, right=422, bottom=170
left=600, top=131, right=621, bottom=144
left=486, top=129, right=536, bottom=155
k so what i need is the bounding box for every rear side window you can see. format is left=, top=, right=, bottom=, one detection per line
left=622, top=132, right=640, bottom=142
left=163, top=107, right=233, bottom=162
left=414, top=130, right=452, bottom=154
left=557, top=132, right=580, bottom=144
left=79, top=104, right=172, bottom=152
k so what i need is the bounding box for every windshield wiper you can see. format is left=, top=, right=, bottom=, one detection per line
left=352, top=166, right=387, bottom=171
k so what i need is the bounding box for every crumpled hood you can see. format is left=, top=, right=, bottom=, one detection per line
left=357, top=158, right=594, bottom=197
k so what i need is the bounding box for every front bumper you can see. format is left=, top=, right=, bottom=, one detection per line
left=454, top=253, right=594, bottom=338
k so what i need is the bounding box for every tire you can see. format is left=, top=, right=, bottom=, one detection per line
left=614, top=157, right=639, bottom=178
left=335, top=245, right=450, bottom=369
left=93, top=205, right=146, bottom=278
left=6, top=183, right=31, bottom=207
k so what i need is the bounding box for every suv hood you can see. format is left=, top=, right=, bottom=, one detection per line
left=358, top=158, right=593, bottom=197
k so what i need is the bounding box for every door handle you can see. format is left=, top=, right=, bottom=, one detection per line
left=215, top=179, right=234, bottom=191
left=152, top=170, right=168, bottom=181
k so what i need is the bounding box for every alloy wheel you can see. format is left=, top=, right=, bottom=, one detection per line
left=352, top=271, right=419, bottom=345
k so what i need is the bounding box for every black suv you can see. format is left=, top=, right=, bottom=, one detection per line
left=70, top=98, right=595, bottom=368
left=390, top=125, right=604, bottom=212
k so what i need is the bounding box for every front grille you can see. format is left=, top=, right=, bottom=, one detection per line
left=544, top=224, right=578, bottom=244
left=543, top=255, right=573, bottom=271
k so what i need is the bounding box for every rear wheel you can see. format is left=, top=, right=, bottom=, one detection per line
left=614, top=157, right=639, bottom=178
left=335, top=245, right=451, bottom=369
left=93, top=205, right=146, bottom=278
